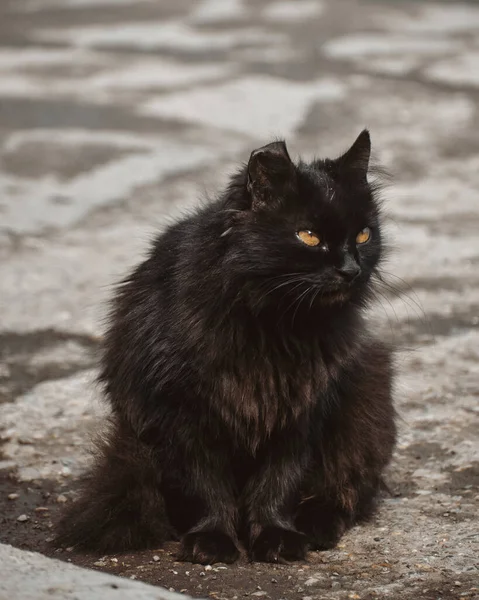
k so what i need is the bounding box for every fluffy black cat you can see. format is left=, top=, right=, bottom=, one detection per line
left=56, top=130, right=396, bottom=564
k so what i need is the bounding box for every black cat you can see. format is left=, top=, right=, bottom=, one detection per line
left=56, top=130, right=396, bottom=564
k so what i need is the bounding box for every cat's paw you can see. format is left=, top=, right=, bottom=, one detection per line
left=178, top=531, right=240, bottom=565
left=306, top=520, right=345, bottom=551
left=296, top=501, right=347, bottom=550
left=250, top=527, right=307, bottom=563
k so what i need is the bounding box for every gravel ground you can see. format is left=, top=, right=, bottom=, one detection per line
left=0, top=0, right=478, bottom=599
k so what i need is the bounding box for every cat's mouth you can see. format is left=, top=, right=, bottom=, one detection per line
left=317, top=288, right=353, bottom=305
left=312, top=278, right=363, bottom=305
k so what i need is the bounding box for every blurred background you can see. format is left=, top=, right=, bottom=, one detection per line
left=0, top=0, right=478, bottom=597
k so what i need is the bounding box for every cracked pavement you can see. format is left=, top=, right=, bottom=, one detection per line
left=0, top=0, right=478, bottom=599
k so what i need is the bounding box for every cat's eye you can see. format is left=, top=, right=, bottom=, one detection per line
left=297, top=230, right=321, bottom=247
left=356, top=227, right=371, bottom=245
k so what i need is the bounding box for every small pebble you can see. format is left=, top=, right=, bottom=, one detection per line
left=8, top=493, right=19, bottom=500
left=271, top=578, right=278, bottom=584
left=199, top=572, right=205, bottom=577
left=205, top=565, right=212, bottom=571
left=56, top=494, right=68, bottom=504
left=305, top=578, right=319, bottom=587
left=35, top=507, right=49, bottom=513
left=17, top=514, right=29, bottom=522
left=18, top=437, right=33, bottom=445
left=111, top=558, right=118, bottom=563
left=455, top=581, right=462, bottom=586
left=153, top=555, right=160, bottom=562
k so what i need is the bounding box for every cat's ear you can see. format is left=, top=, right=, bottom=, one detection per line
left=247, top=141, right=297, bottom=210
left=336, top=129, right=371, bottom=181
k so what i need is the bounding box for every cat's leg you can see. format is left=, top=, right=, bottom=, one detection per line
left=174, top=441, right=240, bottom=565
left=243, top=430, right=309, bottom=563
left=295, top=479, right=379, bottom=550
left=296, top=343, right=396, bottom=550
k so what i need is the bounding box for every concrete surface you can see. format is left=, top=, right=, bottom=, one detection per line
left=0, top=0, right=478, bottom=599
left=0, top=543, right=192, bottom=600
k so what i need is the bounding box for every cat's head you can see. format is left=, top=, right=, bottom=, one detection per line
left=223, top=130, right=385, bottom=311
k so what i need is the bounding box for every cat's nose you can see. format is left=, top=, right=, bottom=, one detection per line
left=335, top=259, right=361, bottom=282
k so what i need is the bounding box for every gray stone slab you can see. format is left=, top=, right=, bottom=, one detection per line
left=0, top=543, right=194, bottom=600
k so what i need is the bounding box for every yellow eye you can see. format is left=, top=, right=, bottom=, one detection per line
left=356, top=227, right=371, bottom=244
left=297, top=230, right=321, bottom=247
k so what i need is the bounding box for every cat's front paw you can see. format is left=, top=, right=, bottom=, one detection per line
left=250, top=527, right=307, bottom=563
left=296, top=500, right=347, bottom=550
left=306, top=519, right=346, bottom=551
left=178, top=531, right=240, bottom=565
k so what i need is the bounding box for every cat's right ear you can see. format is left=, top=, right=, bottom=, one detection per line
left=335, top=129, right=371, bottom=182
left=247, top=141, right=297, bottom=211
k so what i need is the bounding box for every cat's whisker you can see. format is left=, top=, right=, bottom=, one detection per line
left=255, top=279, right=303, bottom=307
left=370, top=288, right=427, bottom=352
left=309, top=286, right=322, bottom=311
left=373, top=273, right=430, bottom=335
left=291, top=286, right=314, bottom=327
left=372, top=283, right=400, bottom=325
left=277, top=282, right=310, bottom=324
left=254, top=272, right=306, bottom=296
left=375, top=271, right=427, bottom=320
left=255, top=274, right=308, bottom=306
left=369, top=289, right=397, bottom=343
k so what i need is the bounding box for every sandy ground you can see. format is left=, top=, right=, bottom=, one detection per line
left=0, top=0, right=478, bottom=599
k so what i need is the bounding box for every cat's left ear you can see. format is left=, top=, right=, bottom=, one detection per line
left=335, top=129, right=371, bottom=181
left=247, top=141, right=297, bottom=210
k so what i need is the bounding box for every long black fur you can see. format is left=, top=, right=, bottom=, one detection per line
left=56, top=131, right=396, bottom=564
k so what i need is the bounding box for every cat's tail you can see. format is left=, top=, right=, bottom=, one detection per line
left=55, top=419, right=172, bottom=553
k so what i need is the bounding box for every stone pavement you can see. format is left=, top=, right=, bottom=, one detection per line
left=0, top=543, right=191, bottom=600
left=0, top=0, right=478, bottom=599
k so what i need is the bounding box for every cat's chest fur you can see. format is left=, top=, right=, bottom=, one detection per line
left=204, top=330, right=330, bottom=453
